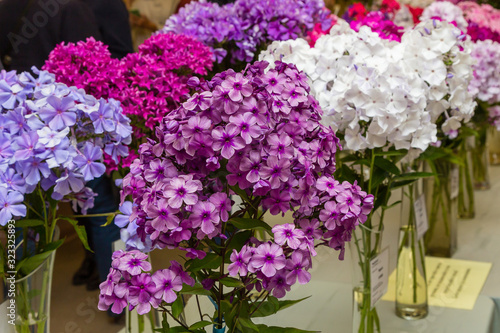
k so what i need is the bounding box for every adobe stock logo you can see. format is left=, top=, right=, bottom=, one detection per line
left=7, top=0, right=73, bottom=54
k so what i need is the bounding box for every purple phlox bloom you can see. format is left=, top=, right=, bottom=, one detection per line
left=14, top=131, right=44, bottom=161
left=190, top=200, right=219, bottom=234
left=209, top=192, right=231, bottom=222
left=54, top=171, right=84, bottom=196
left=0, top=168, right=27, bottom=193
left=285, top=251, right=312, bottom=285
left=221, top=73, right=253, bottom=102
left=152, top=269, right=182, bottom=303
left=226, top=158, right=251, bottom=189
left=105, top=142, right=129, bottom=163
left=259, top=156, right=291, bottom=189
left=144, top=159, right=177, bottom=182
left=115, top=201, right=134, bottom=228
left=45, top=138, right=73, bottom=169
left=272, top=223, right=304, bottom=249
left=37, top=126, right=69, bottom=148
left=266, top=133, right=294, bottom=159
left=319, top=201, right=340, bottom=230
left=164, top=175, right=201, bottom=209
left=128, top=273, right=159, bottom=315
left=71, top=187, right=96, bottom=215
left=0, top=80, right=26, bottom=109
left=336, top=190, right=361, bottom=215
left=227, top=112, right=262, bottom=144
left=98, top=284, right=128, bottom=314
left=212, top=125, right=246, bottom=159
left=249, top=242, right=286, bottom=278
left=316, top=176, right=341, bottom=196
left=147, top=199, right=180, bottom=231
left=74, top=142, right=106, bottom=181
left=90, top=99, right=117, bottom=134
left=268, top=270, right=291, bottom=298
left=228, top=246, right=252, bottom=277
left=263, top=71, right=288, bottom=95
left=183, top=91, right=213, bottom=111
left=17, top=156, right=51, bottom=185
left=0, top=188, right=26, bottom=225
left=169, top=260, right=195, bottom=286
left=241, top=97, right=268, bottom=126
left=298, top=218, right=323, bottom=241
left=117, top=251, right=152, bottom=275
left=38, top=95, right=77, bottom=130
left=4, top=107, right=30, bottom=135
left=99, top=269, right=122, bottom=297
left=282, top=85, right=307, bottom=107
left=262, top=188, right=291, bottom=215
left=181, top=116, right=212, bottom=140
left=0, top=134, right=13, bottom=161
left=240, top=150, right=262, bottom=183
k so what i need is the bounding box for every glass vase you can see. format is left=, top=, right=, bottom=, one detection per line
left=471, top=127, right=490, bottom=190
left=350, top=223, right=383, bottom=333
left=14, top=250, right=56, bottom=333
left=396, top=182, right=428, bottom=320
left=423, top=160, right=458, bottom=258
left=457, top=136, right=475, bottom=219
left=488, top=127, right=500, bottom=166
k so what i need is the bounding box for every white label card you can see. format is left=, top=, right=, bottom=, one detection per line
left=450, top=167, right=459, bottom=200
left=414, top=194, right=429, bottom=240
left=370, top=247, right=389, bottom=308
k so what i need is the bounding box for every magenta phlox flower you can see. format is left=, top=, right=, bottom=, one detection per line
left=285, top=251, right=312, bottom=285
left=164, top=175, right=201, bottom=208
left=266, top=133, right=294, bottom=159
left=227, top=112, right=262, bottom=144
left=316, top=176, right=341, bottom=196
left=152, top=269, right=182, bottom=303
left=190, top=200, right=220, bottom=235
left=226, top=159, right=251, bottom=189
left=212, top=125, right=246, bottom=159
left=117, top=251, right=152, bottom=275
left=319, top=201, right=340, bottom=230
left=259, top=156, right=291, bottom=189
left=262, top=189, right=290, bottom=215
left=169, top=260, right=195, bottom=286
left=239, top=151, right=262, bottom=183
left=336, top=190, right=362, bottom=215
left=298, top=218, right=323, bottom=241
left=228, top=246, right=252, bottom=276
left=221, top=73, right=253, bottom=102
left=128, top=273, right=159, bottom=315
left=249, top=242, right=286, bottom=278
left=183, top=91, right=213, bottom=111
left=209, top=192, right=231, bottom=222
left=144, top=159, right=177, bottom=182
left=147, top=199, right=181, bottom=232
left=268, top=270, right=291, bottom=298
left=272, top=223, right=304, bottom=249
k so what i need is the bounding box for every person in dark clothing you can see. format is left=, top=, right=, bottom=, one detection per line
left=85, top=0, right=134, bottom=58
left=0, top=0, right=101, bottom=72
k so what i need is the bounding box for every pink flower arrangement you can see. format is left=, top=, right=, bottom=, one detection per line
left=457, top=1, right=500, bottom=42
left=43, top=33, right=214, bottom=172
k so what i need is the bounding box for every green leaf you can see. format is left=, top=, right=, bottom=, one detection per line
left=104, top=212, right=118, bottom=227
left=255, top=324, right=318, bottom=333
left=337, top=163, right=357, bottom=184
left=229, top=185, right=254, bottom=208
left=390, top=179, right=416, bottom=190
left=179, top=283, right=212, bottom=296
left=185, top=253, right=222, bottom=272
left=374, top=156, right=400, bottom=176
left=253, top=296, right=310, bottom=318
left=189, top=321, right=213, bottom=330
left=219, top=277, right=244, bottom=288
left=226, top=230, right=253, bottom=253
left=13, top=219, right=44, bottom=228
left=229, top=217, right=272, bottom=236
left=171, top=296, right=184, bottom=319
left=236, top=317, right=259, bottom=332
left=16, top=239, right=64, bottom=275
left=62, top=218, right=92, bottom=252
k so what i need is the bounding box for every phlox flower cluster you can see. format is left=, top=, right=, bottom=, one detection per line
left=260, top=22, right=436, bottom=153
left=98, top=250, right=193, bottom=314
left=43, top=33, right=213, bottom=171
left=420, top=1, right=469, bottom=32
left=469, top=39, right=500, bottom=104
left=457, top=1, right=500, bottom=42
left=399, top=19, right=476, bottom=140
left=160, top=0, right=331, bottom=64
left=117, top=61, right=373, bottom=280
left=488, top=106, right=500, bottom=130
left=350, top=10, right=405, bottom=42
left=0, top=69, right=132, bottom=226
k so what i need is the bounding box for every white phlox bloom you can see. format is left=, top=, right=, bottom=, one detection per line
left=420, top=2, right=468, bottom=32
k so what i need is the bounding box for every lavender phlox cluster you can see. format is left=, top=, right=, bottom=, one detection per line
left=114, top=61, right=373, bottom=300
left=160, top=0, right=330, bottom=64
left=260, top=22, right=436, bottom=154
left=98, top=250, right=192, bottom=314
left=400, top=19, right=476, bottom=139
left=488, top=105, right=500, bottom=130
left=469, top=39, right=500, bottom=104
left=0, top=69, right=132, bottom=225
left=420, top=1, right=468, bottom=32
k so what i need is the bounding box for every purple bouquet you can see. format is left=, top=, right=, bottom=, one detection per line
left=160, top=0, right=331, bottom=66
left=0, top=68, right=131, bottom=276
left=99, top=61, right=373, bottom=331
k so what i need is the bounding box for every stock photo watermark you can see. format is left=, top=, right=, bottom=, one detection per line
left=6, top=219, right=16, bottom=325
